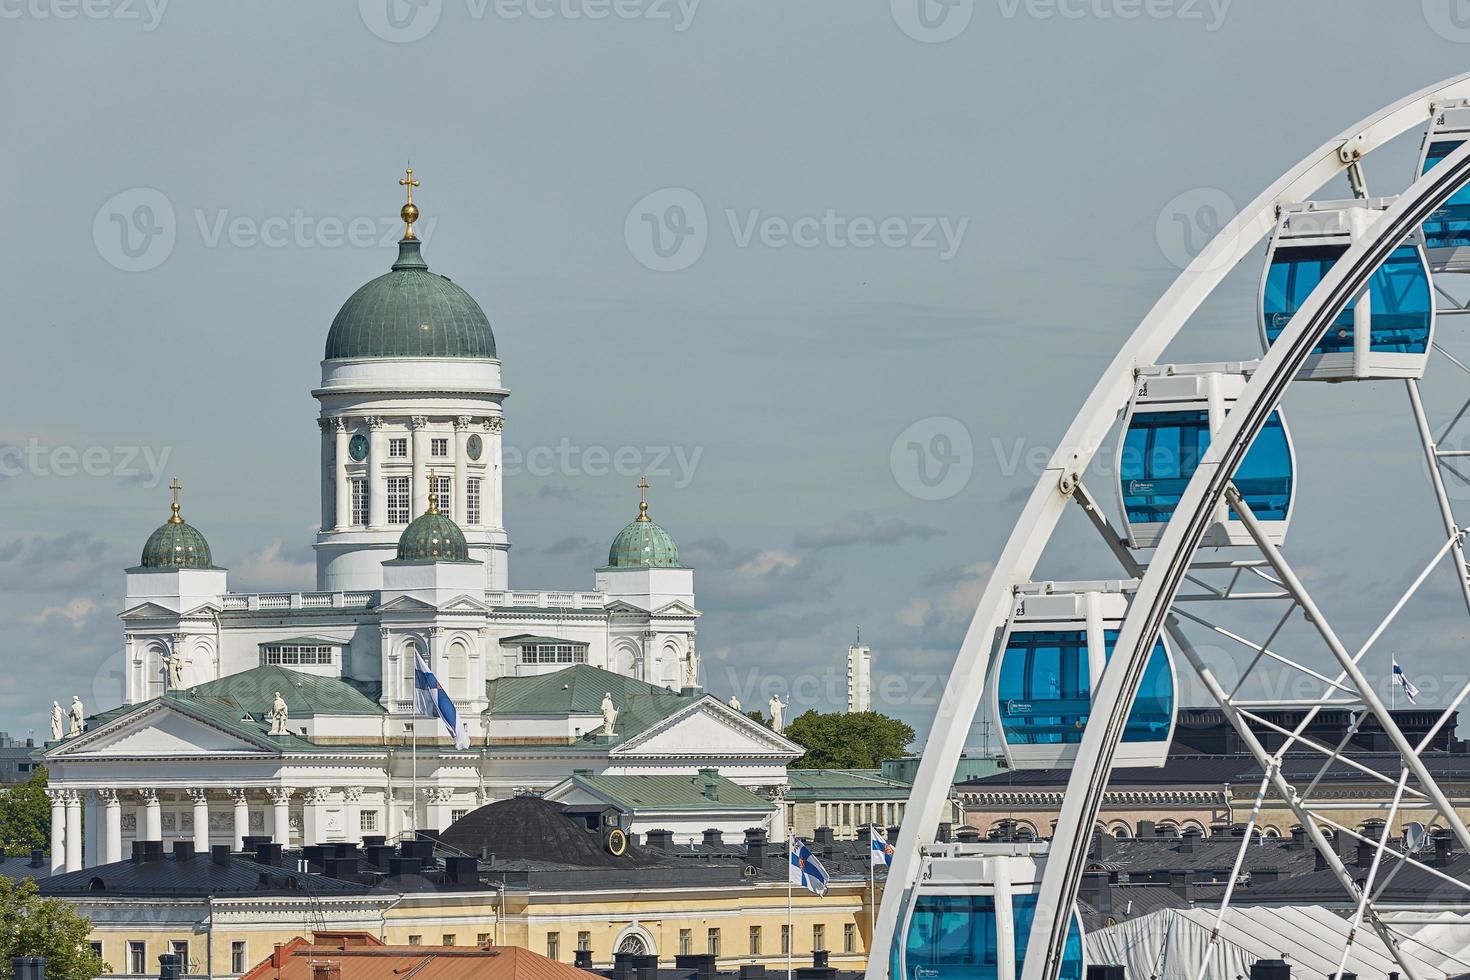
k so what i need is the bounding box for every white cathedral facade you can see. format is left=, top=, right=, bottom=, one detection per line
left=38, top=180, right=800, bottom=873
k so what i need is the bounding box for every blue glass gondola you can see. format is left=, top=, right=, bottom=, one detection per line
left=892, top=842, right=1085, bottom=980
left=991, top=583, right=1175, bottom=770
left=1260, top=199, right=1433, bottom=381
left=1117, top=364, right=1295, bottom=548
left=1416, top=100, right=1470, bottom=268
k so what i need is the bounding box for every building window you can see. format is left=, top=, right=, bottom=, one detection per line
left=387, top=477, right=411, bottom=524
left=812, top=924, right=825, bottom=952
left=90, top=942, right=104, bottom=963
left=547, top=933, right=561, bottom=960
left=466, top=478, right=482, bottom=526
left=841, top=804, right=851, bottom=826
left=408, top=936, right=422, bottom=947
left=432, top=475, right=452, bottom=519
left=389, top=438, right=408, bottom=458
left=819, top=803, right=829, bottom=826
left=748, top=926, right=761, bottom=955
left=261, top=645, right=334, bottom=666
left=519, top=643, right=587, bottom=665
left=707, top=929, right=720, bottom=957
left=678, top=930, right=692, bottom=956
left=476, top=934, right=491, bottom=948
left=350, top=478, right=369, bottom=526
left=780, top=926, right=790, bottom=955
left=843, top=923, right=855, bottom=954
left=577, top=932, right=591, bottom=952
left=442, top=935, right=456, bottom=947
left=230, top=942, right=247, bottom=974
left=431, top=437, right=449, bottom=457
left=360, top=810, right=378, bottom=832
left=129, top=941, right=146, bottom=975
left=451, top=809, right=468, bottom=824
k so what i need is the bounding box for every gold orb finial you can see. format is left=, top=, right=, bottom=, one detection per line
left=399, top=166, right=421, bottom=240
left=168, top=477, right=184, bottom=524
left=636, top=477, right=651, bottom=522
left=426, top=468, right=440, bottom=515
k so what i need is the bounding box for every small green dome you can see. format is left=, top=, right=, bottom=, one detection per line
left=325, top=239, right=497, bottom=360
left=607, top=488, right=681, bottom=568
left=140, top=487, right=215, bottom=569
left=397, top=499, right=471, bottom=562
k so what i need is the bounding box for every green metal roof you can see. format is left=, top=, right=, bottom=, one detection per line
left=185, top=665, right=386, bottom=718
left=324, top=239, right=497, bottom=360
left=606, top=518, right=681, bottom=569
left=500, top=634, right=590, bottom=647
left=485, top=664, right=696, bottom=743
left=140, top=519, right=217, bottom=570
left=393, top=506, right=471, bottom=562
left=784, top=769, right=916, bottom=801
left=568, top=772, right=774, bottom=812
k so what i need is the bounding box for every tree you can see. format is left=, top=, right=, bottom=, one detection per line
left=0, top=877, right=107, bottom=980
left=784, top=711, right=916, bottom=770
left=0, top=768, right=50, bottom=857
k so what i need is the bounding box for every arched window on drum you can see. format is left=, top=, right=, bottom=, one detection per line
left=991, top=583, right=1175, bottom=770
left=1260, top=199, right=1432, bottom=380
left=1417, top=101, right=1470, bottom=263
left=892, top=842, right=1085, bottom=980
left=1117, top=364, right=1295, bottom=549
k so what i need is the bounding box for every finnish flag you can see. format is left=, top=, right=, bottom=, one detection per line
left=870, top=827, right=895, bottom=868
left=790, top=835, right=830, bottom=897
left=415, top=649, right=470, bottom=749
left=1393, top=657, right=1420, bottom=705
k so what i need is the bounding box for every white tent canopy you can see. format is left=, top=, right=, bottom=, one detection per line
left=1085, top=906, right=1457, bottom=979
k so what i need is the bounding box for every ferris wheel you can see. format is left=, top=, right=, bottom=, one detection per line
left=868, top=71, right=1470, bottom=980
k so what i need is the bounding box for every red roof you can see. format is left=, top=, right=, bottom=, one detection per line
left=242, top=935, right=600, bottom=980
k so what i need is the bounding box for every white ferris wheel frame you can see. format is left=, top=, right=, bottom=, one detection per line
left=867, top=70, right=1470, bottom=980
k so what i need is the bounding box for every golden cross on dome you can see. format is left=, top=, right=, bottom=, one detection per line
left=168, top=478, right=184, bottom=524
left=399, top=166, right=421, bottom=240
left=427, top=468, right=440, bottom=514
left=636, top=477, right=651, bottom=522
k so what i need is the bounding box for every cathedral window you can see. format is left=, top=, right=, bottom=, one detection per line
left=387, top=477, right=411, bottom=524
left=262, top=645, right=334, bottom=666
left=360, top=810, right=378, bottom=832
left=519, top=643, right=586, bottom=665
left=431, top=437, right=449, bottom=457
left=389, top=438, right=408, bottom=458
left=451, top=808, right=468, bottom=823
left=351, top=479, right=368, bottom=526
left=466, top=478, right=482, bottom=526
left=433, top=476, right=452, bottom=519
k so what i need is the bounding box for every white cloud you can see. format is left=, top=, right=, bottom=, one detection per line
left=32, top=597, right=99, bottom=630
left=233, top=539, right=315, bottom=592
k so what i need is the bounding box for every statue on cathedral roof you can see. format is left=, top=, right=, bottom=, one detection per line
left=68, top=696, right=85, bottom=737
left=768, top=695, right=786, bottom=733
left=164, top=650, right=185, bottom=691
left=601, top=692, right=618, bottom=737
left=267, top=691, right=290, bottom=736
left=51, top=700, right=64, bottom=741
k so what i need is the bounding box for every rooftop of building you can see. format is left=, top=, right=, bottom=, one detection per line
left=784, top=769, right=916, bottom=800
left=242, top=934, right=589, bottom=980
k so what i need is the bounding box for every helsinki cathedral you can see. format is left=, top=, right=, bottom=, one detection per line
left=37, top=174, right=799, bottom=873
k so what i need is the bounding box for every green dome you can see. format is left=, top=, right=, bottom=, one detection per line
left=325, top=239, right=497, bottom=360
left=607, top=492, right=682, bottom=568
left=397, top=505, right=471, bottom=562
left=141, top=518, right=215, bottom=569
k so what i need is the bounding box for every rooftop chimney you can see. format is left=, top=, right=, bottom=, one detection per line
left=574, top=950, right=594, bottom=970
left=613, top=953, right=635, bottom=980
left=211, top=845, right=231, bottom=867
left=1288, top=825, right=1306, bottom=850
left=814, top=826, right=835, bottom=855
left=936, top=822, right=952, bottom=843
left=702, top=829, right=724, bottom=847
left=1085, top=968, right=1125, bottom=980
left=1135, top=820, right=1155, bottom=838
left=745, top=827, right=769, bottom=870
left=311, top=962, right=342, bottom=980
left=1434, top=829, right=1455, bottom=867
left=634, top=953, right=659, bottom=980
left=1089, top=829, right=1114, bottom=861
left=646, top=829, right=675, bottom=851
left=158, top=953, right=183, bottom=980
left=1249, top=959, right=1290, bottom=980
left=1078, top=871, right=1111, bottom=917
left=1178, top=829, right=1201, bottom=854
left=698, top=768, right=720, bottom=801
left=675, top=953, right=717, bottom=980
left=1167, top=869, right=1195, bottom=904
left=12, top=957, right=47, bottom=980
left=172, top=841, right=195, bottom=862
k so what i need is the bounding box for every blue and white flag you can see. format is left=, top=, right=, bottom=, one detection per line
left=870, top=827, right=895, bottom=868
left=1393, top=657, right=1420, bottom=705
left=415, top=650, right=470, bottom=749
left=789, top=836, right=830, bottom=896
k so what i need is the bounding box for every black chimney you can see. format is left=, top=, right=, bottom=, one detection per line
left=172, top=841, right=195, bottom=862
left=633, top=953, right=659, bottom=980
left=1085, top=968, right=1125, bottom=980
left=814, top=826, right=835, bottom=855
left=573, top=949, right=593, bottom=970
left=1078, top=871, right=1111, bottom=917
left=1167, top=869, right=1195, bottom=904
left=1089, top=829, right=1113, bottom=861
left=1135, top=819, right=1154, bottom=838
left=936, top=822, right=952, bottom=843
left=646, top=829, right=675, bottom=851
left=675, top=953, right=717, bottom=979
left=1288, top=825, right=1306, bottom=850
left=702, top=828, right=724, bottom=847
left=613, top=953, right=635, bottom=980
left=1433, top=829, right=1454, bottom=867
left=744, top=828, right=769, bottom=869
left=1249, top=959, right=1290, bottom=980
left=211, top=845, right=231, bottom=867
left=12, top=957, right=47, bottom=980
left=158, top=953, right=183, bottom=980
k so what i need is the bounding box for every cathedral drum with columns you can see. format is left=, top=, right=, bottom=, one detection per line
left=37, top=176, right=800, bottom=873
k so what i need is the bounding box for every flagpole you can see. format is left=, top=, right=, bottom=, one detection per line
left=787, top=863, right=793, bottom=980
left=411, top=712, right=418, bottom=837
left=869, top=835, right=876, bottom=949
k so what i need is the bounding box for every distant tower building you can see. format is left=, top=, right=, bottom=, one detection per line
left=846, top=637, right=872, bottom=714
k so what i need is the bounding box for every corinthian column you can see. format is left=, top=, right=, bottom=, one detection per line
left=64, top=792, right=83, bottom=872
left=269, top=789, right=293, bottom=846
left=334, top=418, right=352, bottom=530
left=230, top=789, right=249, bottom=851
left=100, top=789, right=122, bottom=865
left=189, top=789, right=210, bottom=853
left=48, top=790, right=65, bottom=873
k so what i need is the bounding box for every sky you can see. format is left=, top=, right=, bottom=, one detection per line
left=5, top=1, right=1470, bottom=748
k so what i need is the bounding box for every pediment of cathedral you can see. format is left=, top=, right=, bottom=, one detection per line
left=614, top=698, right=802, bottom=760
left=120, top=600, right=220, bottom=622
left=44, top=700, right=281, bottom=760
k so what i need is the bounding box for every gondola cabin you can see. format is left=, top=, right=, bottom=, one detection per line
left=1417, top=100, right=1470, bottom=269
left=891, top=841, right=1085, bottom=980
left=1260, top=198, right=1433, bottom=380
left=992, top=582, right=1176, bottom=770
left=1117, top=364, right=1295, bottom=548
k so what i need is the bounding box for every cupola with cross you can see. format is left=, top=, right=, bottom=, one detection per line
left=314, top=169, right=509, bottom=595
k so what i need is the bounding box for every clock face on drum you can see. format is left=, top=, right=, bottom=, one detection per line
left=467, top=434, right=483, bottom=461
left=349, top=433, right=369, bottom=462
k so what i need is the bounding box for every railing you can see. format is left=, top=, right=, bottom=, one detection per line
left=220, top=591, right=379, bottom=612
left=486, top=590, right=606, bottom=609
